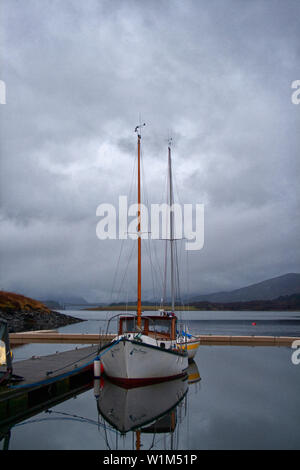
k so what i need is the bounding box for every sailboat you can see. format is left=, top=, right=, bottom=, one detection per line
left=178, top=340, right=200, bottom=361
left=160, top=141, right=200, bottom=362
left=99, top=125, right=189, bottom=387
left=177, top=327, right=200, bottom=362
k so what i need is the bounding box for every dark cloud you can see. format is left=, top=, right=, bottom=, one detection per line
left=0, top=0, right=299, bottom=301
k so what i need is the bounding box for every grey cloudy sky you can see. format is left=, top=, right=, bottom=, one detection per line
left=0, top=0, right=299, bottom=302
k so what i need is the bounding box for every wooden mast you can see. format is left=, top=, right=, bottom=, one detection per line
left=135, top=123, right=145, bottom=328
left=136, top=430, right=141, bottom=451
left=168, top=141, right=175, bottom=312
left=137, top=131, right=142, bottom=327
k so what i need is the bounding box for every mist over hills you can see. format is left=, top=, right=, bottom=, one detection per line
left=103, top=273, right=300, bottom=308
left=40, top=273, right=300, bottom=309
left=190, top=273, right=300, bottom=303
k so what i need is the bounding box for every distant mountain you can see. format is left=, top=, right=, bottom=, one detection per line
left=41, top=300, right=63, bottom=309
left=191, top=273, right=300, bottom=303
left=192, top=292, right=300, bottom=311
left=43, top=296, right=88, bottom=305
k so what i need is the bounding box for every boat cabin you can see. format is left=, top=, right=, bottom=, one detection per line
left=118, top=314, right=177, bottom=341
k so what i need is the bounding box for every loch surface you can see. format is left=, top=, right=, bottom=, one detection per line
left=2, top=310, right=300, bottom=450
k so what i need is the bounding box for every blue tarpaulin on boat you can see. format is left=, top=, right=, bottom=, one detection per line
left=177, top=329, right=192, bottom=338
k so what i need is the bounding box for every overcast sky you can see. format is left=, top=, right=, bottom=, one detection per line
left=0, top=0, right=299, bottom=302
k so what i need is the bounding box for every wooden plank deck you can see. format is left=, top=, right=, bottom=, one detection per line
left=0, top=345, right=99, bottom=401
left=9, top=331, right=299, bottom=347
left=195, top=334, right=299, bottom=346
left=10, top=332, right=114, bottom=345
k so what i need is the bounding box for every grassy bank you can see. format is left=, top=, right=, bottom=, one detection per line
left=0, top=291, right=52, bottom=314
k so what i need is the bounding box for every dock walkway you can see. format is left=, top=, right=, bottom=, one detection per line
left=10, top=331, right=113, bottom=345
left=9, top=331, right=299, bottom=347
left=0, top=345, right=98, bottom=401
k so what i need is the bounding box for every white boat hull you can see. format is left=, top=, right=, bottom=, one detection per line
left=101, top=336, right=189, bottom=387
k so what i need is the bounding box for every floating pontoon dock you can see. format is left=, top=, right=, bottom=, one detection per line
left=0, top=346, right=96, bottom=449
left=0, top=345, right=98, bottom=402
left=9, top=331, right=114, bottom=345
left=9, top=331, right=299, bottom=347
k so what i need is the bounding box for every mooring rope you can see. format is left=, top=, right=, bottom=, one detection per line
left=47, top=338, right=121, bottom=376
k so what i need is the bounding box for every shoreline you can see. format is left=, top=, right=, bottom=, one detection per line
left=84, top=305, right=300, bottom=312
left=0, top=309, right=84, bottom=333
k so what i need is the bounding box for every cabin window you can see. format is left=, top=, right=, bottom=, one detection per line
left=120, top=317, right=146, bottom=334
left=148, top=319, right=172, bottom=336
left=121, top=318, right=135, bottom=333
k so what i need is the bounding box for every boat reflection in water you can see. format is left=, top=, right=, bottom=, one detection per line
left=187, top=360, right=201, bottom=393
left=96, top=361, right=201, bottom=450
left=0, top=360, right=200, bottom=450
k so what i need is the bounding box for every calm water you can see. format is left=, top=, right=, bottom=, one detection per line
left=2, top=310, right=300, bottom=450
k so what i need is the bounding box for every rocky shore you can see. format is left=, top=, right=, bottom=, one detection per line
left=0, top=291, right=84, bottom=333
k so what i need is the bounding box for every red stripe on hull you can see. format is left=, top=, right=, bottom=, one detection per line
left=104, top=371, right=187, bottom=389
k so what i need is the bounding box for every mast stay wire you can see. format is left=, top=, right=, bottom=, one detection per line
left=169, top=140, right=182, bottom=311
left=140, top=140, right=161, bottom=309
left=171, top=157, right=189, bottom=312
left=108, top=137, right=138, bottom=307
